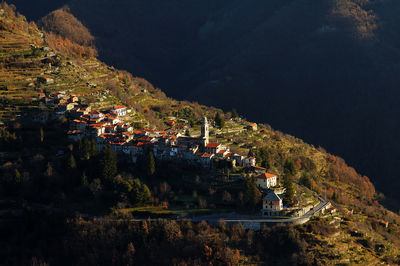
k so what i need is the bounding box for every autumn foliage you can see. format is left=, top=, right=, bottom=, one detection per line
left=39, top=7, right=95, bottom=46
left=327, top=154, right=375, bottom=200
left=45, top=32, right=97, bottom=59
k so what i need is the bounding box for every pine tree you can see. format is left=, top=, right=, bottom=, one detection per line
left=299, top=173, right=312, bottom=189
left=284, top=159, right=297, bottom=176
left=258, top=147, right=270, bottom=170
left=140, top=183, right=151, bottom=203
left=146, top=150, right=155, bottom=177
left=90, top=139, right=98, bottom=157
left=283, top=175, right=295, bottom=205
left=67, top=154, right=77, bottom=169
left=214, top=112, right=225, bottom=129
left=244, top=176, right=260, bottom=209
left=99, top=145, right=117, bottom=184
left=130, top=179, right=151, bottom=204
left=80, top=137, right=91, bottom=160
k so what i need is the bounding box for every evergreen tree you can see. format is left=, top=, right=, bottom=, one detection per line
left=67, top=154, right=77, bottom=169
left=283, top=175, right=295, bottom=205
left=140, top=183, right=151, bottom=203
left=258, top=147, right=270, bottom=170
left=284, top=159, right=297, bottom=176
left=90, top=139, right=98, bottom=157
left=146, top=150, right=156, bottom=177
left=99, top=145, right=117, bottom=184
left=299, top=172, right=312, bottom=189
left=130, top=179, right=151, bottom=204
left=244, top=176, right=260, bottom=209
left=80, top=137, right=91, bottom=160
left=214, top=112, right=225, bottom=129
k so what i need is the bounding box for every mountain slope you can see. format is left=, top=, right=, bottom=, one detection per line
left=29, top=0, right=398, bottom=203
left=1, top=2, right=400, bottom=264
left=7, top=0, right=400, bottom=201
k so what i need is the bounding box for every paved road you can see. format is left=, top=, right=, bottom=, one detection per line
left=89, top=198, right=331, bottom=227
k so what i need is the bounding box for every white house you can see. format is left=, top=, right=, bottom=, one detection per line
left=111, top=105, right=127, bottom=116
left=255, top=173, right=278, bottom=189
left=262, top=191, right=283, bottom=216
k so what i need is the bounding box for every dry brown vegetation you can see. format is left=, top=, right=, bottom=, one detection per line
left=38, top=7, right=94, bottom=46
left=45, top=32, right=97, bottom=59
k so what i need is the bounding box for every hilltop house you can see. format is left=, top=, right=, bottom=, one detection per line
left=262, top=191, right=283, bottom=217
left=256, top=173, right=278, bottom=189
left=247, top=123, right=258, bottom=131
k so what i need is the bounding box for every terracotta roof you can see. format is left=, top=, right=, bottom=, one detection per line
left=113, top=105, right=126, bottom=110
left=202, top=153, right=213, bottom=158
left=256, top=173, right=277, bottom=180
left=206, top=143, right=220, bottom=148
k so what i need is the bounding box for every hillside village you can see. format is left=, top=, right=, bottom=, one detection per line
left=36, top=90, right=323, bottom=218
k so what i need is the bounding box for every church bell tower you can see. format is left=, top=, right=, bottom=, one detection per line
left=201, top=116, right=209, bottom=146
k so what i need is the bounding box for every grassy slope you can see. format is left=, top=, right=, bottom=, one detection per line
left=1, top=3, right=400, bottom=264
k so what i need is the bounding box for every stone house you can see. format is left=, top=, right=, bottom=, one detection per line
left=262, top=191, right=283, bottom=216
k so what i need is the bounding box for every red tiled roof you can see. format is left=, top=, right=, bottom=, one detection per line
left=256, top=173, right=277, bottom=180
left=113, top=105, right=126, bottom=110
left=202, top=153, right=213, bottom=158
left=206, top=143, right=220, bottom=148
left=133, top=130, right=144, bottom=134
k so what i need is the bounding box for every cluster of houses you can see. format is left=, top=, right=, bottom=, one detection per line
left=37, top=92, right=257, bottom=169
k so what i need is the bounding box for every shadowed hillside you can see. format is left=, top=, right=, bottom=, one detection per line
left=8, top=0, right=400, bottom=203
